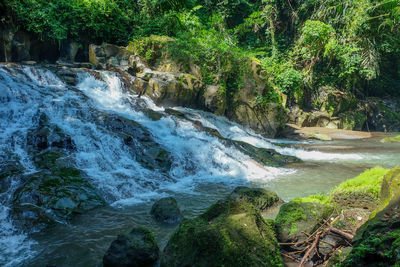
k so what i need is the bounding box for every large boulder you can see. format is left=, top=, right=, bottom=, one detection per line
left=150, top=197, right=183, bottom=224
left=161, top=200, right=282, bottom=267
left=228, top=186, right=283, bottom=212
left=103, top=227, right=159, bottom=267
left=11, top=151, right=104, bottom=232
left=275, top=198, right=333, bottom=247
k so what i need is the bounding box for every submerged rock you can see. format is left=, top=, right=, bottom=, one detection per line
left=228, top=186, right=283, bottom=212
left=103, top=227, right=159, bottom=267
left=161, top=200, right=282, bottom=267
left=150, top=197, right=183, bottom=224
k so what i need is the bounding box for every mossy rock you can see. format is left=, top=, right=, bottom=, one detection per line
left=228, top=186, right=283, bottom=212
left=330, top=167, right=389, bottom=211
left=341, top=197, right=400, bottom=267
left=150, top=197, right=183, bottom=224
left=380, top=135, right=400, bottom=143
left=375, top=166, right=400, bottom=215
left=161, top=200, right=282, bottom=267
left=232, top=140, right=301, bottom=167
left=11, top=151, right=104, bottom=232
left=275, top=198, right=333, bottom=246
left=103, top=227, right=159, bottom=267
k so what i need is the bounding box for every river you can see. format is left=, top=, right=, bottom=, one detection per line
left=0, top=64, right=399, bottom=266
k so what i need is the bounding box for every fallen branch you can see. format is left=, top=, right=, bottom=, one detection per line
left=329, top=226, right=354, bottom=241
left=299, top=232, right=321, bottom=267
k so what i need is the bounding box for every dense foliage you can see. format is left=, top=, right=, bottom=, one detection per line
left=3, top=0, right=400, bottom=106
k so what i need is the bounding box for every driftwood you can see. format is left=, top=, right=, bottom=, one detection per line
left=329, top=226, right=354, bottom=240
left=299, top=232, right=321, bottom=267
left=279, top=215, right=355, bottom=267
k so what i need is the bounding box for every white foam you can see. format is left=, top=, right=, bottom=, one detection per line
left=177, top=107, right=365, bottom=162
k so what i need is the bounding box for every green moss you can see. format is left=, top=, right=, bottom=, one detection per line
left=331, top=167, right=388, bottom=198
left=296, top=194, right=331, bottom=205
left=162, top=200, right=283, bottom=267
left=381, top=135, right=400, bottom=143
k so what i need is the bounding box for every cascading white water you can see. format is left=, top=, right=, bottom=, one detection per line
left=0, top=64, right=372, bottom=266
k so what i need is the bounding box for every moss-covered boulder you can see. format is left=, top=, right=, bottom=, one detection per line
left=341, top=197, right=400, bottom=267
left=330, top=167, right=389, bottom=211
left=11, top=151, right=104, bottom=232
left=150, top=197, right=183, bottom=224
left=275, top=196, right=333, bottom=246
left=103, top=227, right=159, bottom=267
left=228, top=186, right=283, bottom=212
left=161, top=200, right=282, bottom=267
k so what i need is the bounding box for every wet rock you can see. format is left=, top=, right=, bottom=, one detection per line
left=228, top=186, right=283, bottom=212
left=150, top=197, right=183, bottom=224
left=27, top=114, right=75, bottom=151
left=161, top=200, right=282, bottom=267
left=0, top=160, right=24, bottom=193
left=97, top=114, right=172, bottom=172
left=275, top=199, right=333, bottom=248
left=11, top=151, right=104, bottom=232
left=103, top=227, right=159, bottom=267
left=232, top=140, right=301, bottom=167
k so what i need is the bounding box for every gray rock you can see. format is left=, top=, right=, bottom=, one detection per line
left=150, top=197, right=183, bottom=224
left=228, top=186, right=283, bottom=212
left=103, top=227, right=159, bottom=267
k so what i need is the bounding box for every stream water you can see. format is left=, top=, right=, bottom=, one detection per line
left=0, top=64, right=399, bottom=266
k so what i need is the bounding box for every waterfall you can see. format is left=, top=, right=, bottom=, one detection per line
left=0, top=64, right=366, bottom=266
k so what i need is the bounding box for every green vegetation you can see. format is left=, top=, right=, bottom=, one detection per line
left=3, top=0, right=400, bottom=114
left=161, top=200, right=283, bottom=267
left=331, top=167, right=388, bottom=197
left=381, top=135, right=400, bottom=143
